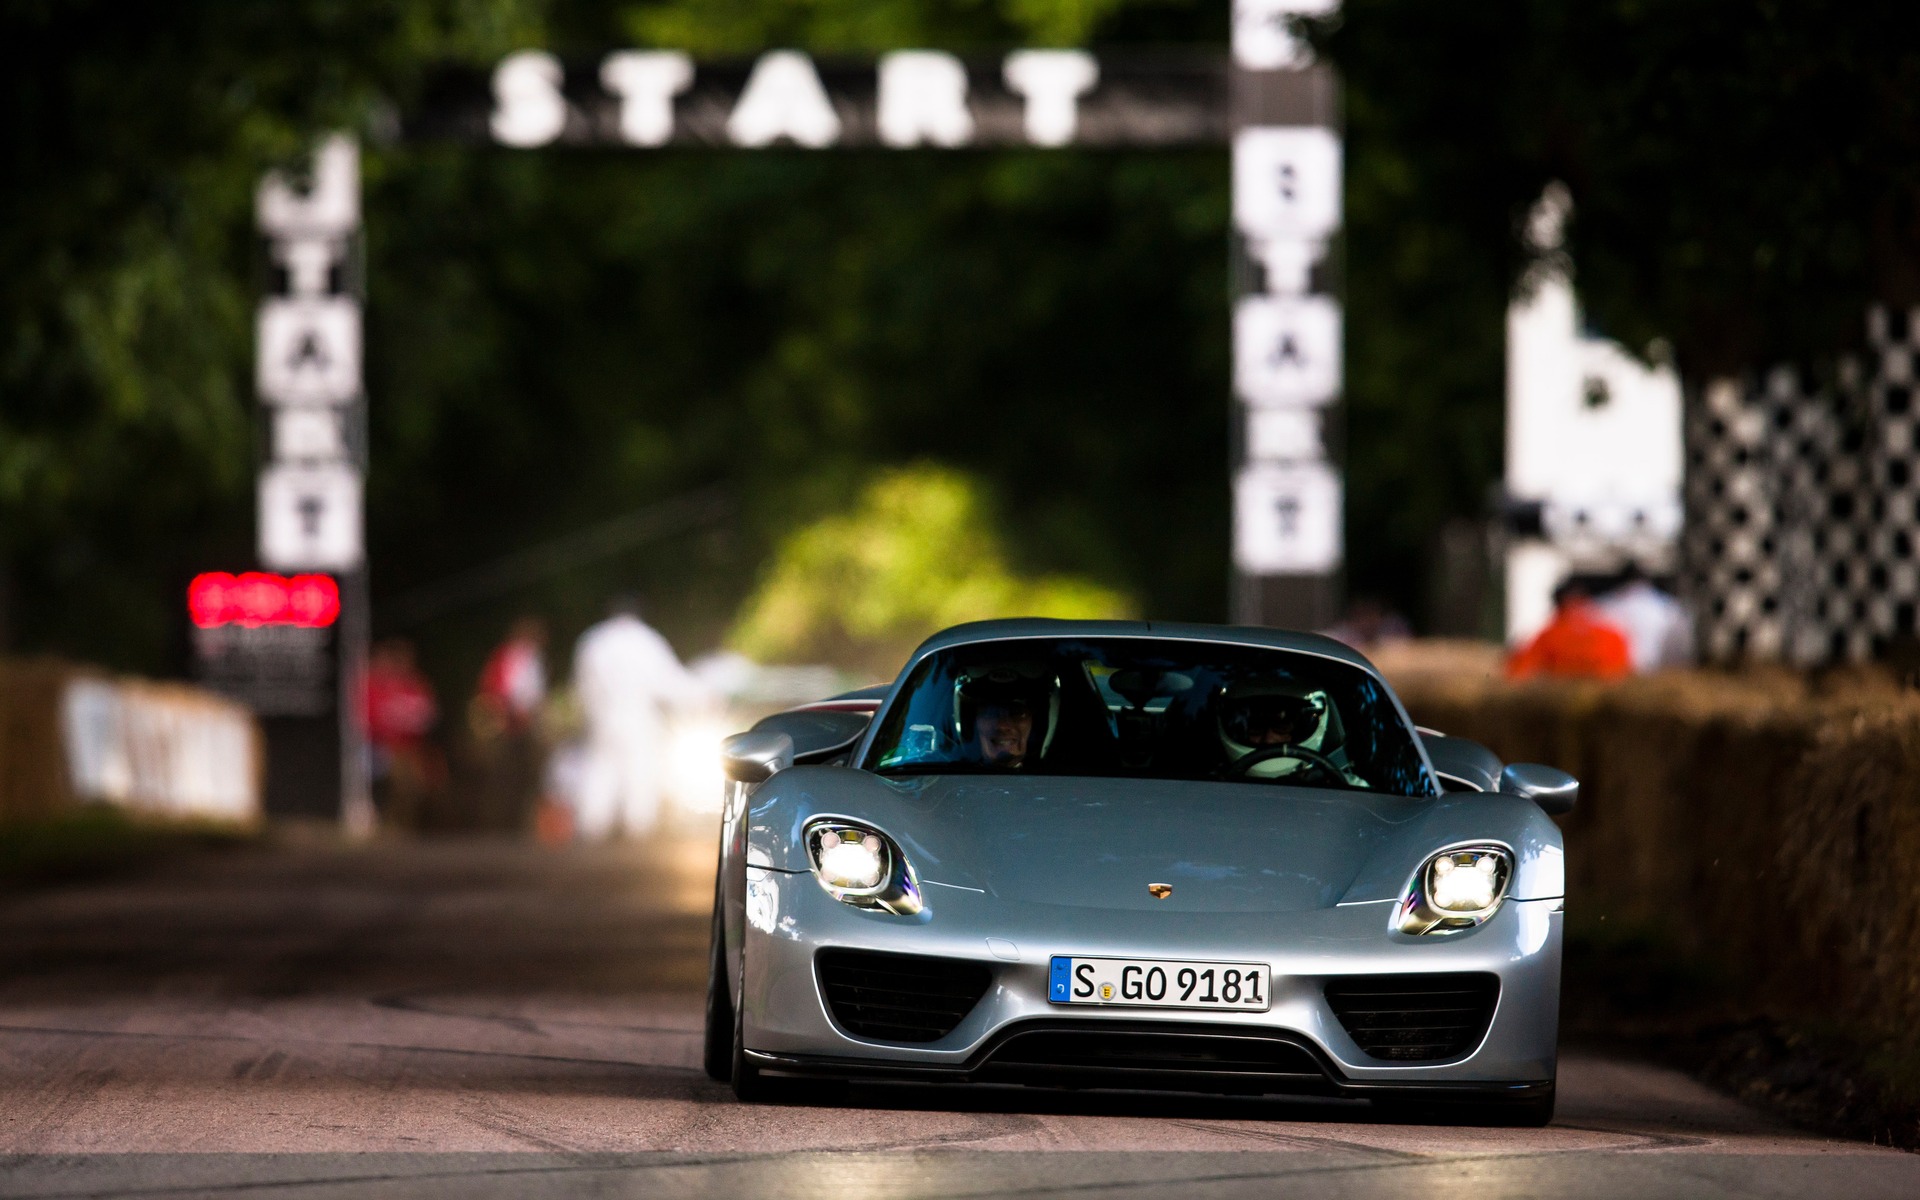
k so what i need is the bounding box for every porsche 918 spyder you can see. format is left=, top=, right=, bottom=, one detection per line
left=705, top=620, right=1575, bottom=1125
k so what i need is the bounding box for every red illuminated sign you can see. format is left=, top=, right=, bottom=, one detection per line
left=189, top=572, right=340, bottom=629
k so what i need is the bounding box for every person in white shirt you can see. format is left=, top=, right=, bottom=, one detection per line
left=1596, top=564, right=1695, bottom=673
left=571, top=597, right=704, bottom=838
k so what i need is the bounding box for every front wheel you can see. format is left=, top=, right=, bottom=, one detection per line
left=702, top=887, right=732, bottom=1082
left=729, top=940, right=771, bottom=1102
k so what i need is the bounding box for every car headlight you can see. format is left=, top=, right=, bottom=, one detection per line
left=804, top=819, right=923, bottom=915
left=1397, top=845, right=1513, bottom=935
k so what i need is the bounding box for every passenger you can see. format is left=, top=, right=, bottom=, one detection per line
left=974, top=698, right=1035, bottom=767
left=958, top=673, right=1044, bottom=768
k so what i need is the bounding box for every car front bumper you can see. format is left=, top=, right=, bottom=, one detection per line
left=738, top=866, right=1562, bottom=1095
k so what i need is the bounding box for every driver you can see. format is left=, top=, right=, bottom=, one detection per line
left=1217, top=680, right=1366, bottom=785
left=958, top=672, right=1044, bottom=768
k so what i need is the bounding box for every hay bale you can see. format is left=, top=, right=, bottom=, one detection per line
left=0, top=658, right=82, bottom=822
left=2, top=659, right=263, bottom=828
left=1386, top=648, right=1920, bottom=1040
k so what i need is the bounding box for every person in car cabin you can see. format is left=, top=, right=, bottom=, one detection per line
left=975, top=698, right=1034, bottom=767
left=1216, top=680, right=1367, bottom=787
left=960, top=674, right=1041, bottom=768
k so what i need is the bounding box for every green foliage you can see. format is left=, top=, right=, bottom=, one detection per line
left=0, top=805, right=252, bottom=891
left=617, top=0, right=1187, bottom=54
left=1311, top=0, right=1920, bottom=623
left=1321, top=0, right=1920, bottom=376
left=3, top=0, right=1225, bottom=683
left=729, top=464, right=1133, bottom=671
left=363, top=146, right=1229, bottom=693
left=0, top=1, right=548, bottom=667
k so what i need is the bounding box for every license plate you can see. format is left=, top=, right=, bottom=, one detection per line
left=1048, top=955, right=1271, bottom=1011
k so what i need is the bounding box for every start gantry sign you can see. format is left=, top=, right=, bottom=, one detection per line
left=424, top=48, right=1227, bottom=149
left=256, top=1, right=1343, bottom=656
left=457, top=16, right=1347, bottom=624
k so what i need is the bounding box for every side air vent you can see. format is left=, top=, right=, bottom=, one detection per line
left=980, top=1023, right=1329, bottom=1092
left=816, top=949, right=991, bottom=1043
left=1324, top=973, right=1501, bottom=1062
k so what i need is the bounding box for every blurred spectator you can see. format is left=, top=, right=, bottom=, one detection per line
left=478, top=615, right=548, bottom=732
left=572, top=596, right=703, bottom=839
left=362, top=638, right=442, bottom=827
left=1506, top=579, right=1633, bottom=681
left=469, top=616, right=549, bottom=833
left=1597, top=563, right=1694, bottom=673
left=1322, top=596, right=1412, bottom=651
left=535, top=741, right=584, bottom=845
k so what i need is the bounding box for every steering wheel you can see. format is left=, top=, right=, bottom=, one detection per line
left=1224, top=742, right=1347, bottom=782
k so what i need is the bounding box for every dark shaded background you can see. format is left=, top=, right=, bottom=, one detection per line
left=6, top=0, right=1915, bottom=696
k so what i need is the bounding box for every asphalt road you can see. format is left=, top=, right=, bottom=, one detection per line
left=0, top=833, right=1914, bottom=1199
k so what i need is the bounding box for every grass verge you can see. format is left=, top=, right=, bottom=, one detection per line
left=1565, top=913, right=1920, bottom=1148
left=0, top=806, right=255, bottom=891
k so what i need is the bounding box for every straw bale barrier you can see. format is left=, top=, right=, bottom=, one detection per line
left=0, top=658, right=82, bottom=823
left=1376, top=640, right=1920, bottom=1041
left=0, top=658, right=262, bottom=826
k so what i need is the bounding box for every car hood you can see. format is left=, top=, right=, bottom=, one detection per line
left=781, top=772, right=1431, bottom=913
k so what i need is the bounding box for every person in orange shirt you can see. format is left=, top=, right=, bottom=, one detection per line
left=1507, top=579, right=1633, bottom=681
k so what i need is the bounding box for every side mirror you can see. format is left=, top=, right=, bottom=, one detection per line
left=722, top=730, right=794, bottom=785
left=747, top=709, right=870, bottom=763
left=1499, top=763, right=1579, bottom=816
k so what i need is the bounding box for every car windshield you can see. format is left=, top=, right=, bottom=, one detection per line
left=863, top=637, right=1436, bottom=797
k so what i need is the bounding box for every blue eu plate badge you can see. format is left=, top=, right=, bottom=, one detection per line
left=1049, top=956, right=1071, bottom=1002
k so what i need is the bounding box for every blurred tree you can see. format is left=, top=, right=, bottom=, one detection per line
left=365, top=0, right=1231, bottom=695
left=363, top=145, right=1227, bottom=691
left=1311, top=0, right=1920, bottom=624
left=1325, top=0, right=1920, bottom=378
left=0, top=0, right=546, bottom=670
left=612, top=0, right=1218, bottom=53
left=2, top=0, right=1227, bottom=696
left=728, top=464, right=1132, bottom=674
left=1318, top=2, right=1920, bottom=625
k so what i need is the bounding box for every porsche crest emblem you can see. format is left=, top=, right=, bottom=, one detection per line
left=1147, top=882, right=1173, bottom=899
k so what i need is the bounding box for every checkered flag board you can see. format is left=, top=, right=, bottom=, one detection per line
left=1685, top=306, right=1920, bottom=664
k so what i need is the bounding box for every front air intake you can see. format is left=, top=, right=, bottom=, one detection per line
left=1324, top=972, right=1500, bottom=1062
left=979, top=1023, right=1331, bottom=1093
left=815, top=949, right=991, bottom=1043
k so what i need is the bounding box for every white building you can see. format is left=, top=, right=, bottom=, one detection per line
left=1504, top=185, right=1683, bottom=643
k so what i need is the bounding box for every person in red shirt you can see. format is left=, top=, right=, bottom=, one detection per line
left=362, top=638, right=441, bottom=826
left=472, top=616, right=550, bottom=832
left=477, top=616, right=548, bottom=734
left=1507, top=579, right=1633, bottom=681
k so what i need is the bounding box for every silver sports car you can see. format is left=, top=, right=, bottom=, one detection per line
left=705, top=620, right=1575, bottom=1124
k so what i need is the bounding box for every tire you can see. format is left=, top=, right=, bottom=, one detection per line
left=702, top=885, right=733, bottom=1083
left=729, top=939, right=771, bottom=1102
left=719, top=872, right=838, bottom=1106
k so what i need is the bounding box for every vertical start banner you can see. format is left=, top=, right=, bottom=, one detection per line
left=253, top=138, right=372, bottom=829
left=1228, top=0, right=1345, bottom=627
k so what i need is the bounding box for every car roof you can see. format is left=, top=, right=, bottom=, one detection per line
left=901, top=618, right=1380, bottom=678
left=795, top=683, right=891, bottom=712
